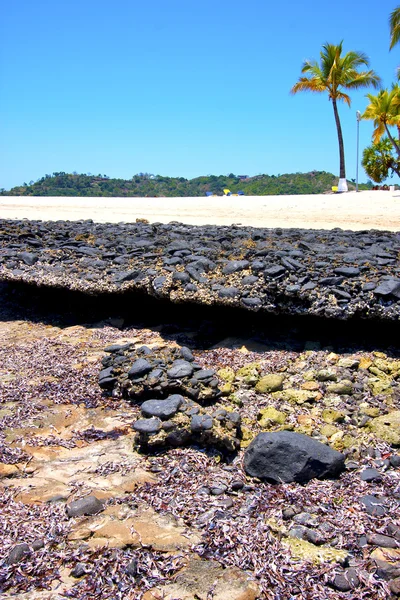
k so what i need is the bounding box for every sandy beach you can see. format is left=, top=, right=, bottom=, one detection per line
left=0, top=190, right=400, bottom=231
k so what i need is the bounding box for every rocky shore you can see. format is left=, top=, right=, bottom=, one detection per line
left=0, top=218, right=400, bottom=599
left=0, top=218, right=400, bottom=320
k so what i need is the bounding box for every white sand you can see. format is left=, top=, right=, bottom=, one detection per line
left=0, top=191, right=399, bottom=231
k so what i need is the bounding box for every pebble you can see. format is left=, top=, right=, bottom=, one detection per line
left=66, top=495, right=105, bottom=518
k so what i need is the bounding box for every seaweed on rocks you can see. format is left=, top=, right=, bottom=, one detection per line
left=101, top=343, right=242, bottom=452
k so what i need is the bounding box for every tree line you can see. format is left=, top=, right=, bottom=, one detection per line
left=0, top=171, right=373, bottom=198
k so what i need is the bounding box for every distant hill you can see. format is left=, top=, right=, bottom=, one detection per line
left=1, top=171, right=373, bottom=197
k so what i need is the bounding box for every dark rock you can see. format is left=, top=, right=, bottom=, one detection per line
left=210, top=484, right=228, bottom=496
left=282, top=507, right=297, bottom=520
left=66, top=495, right=105, bottom=518
left=7, top=543, right=31, bottom=565
left=141, top=395, right=184, bottom=420
left=31, top=539, right=45, bottom=550
left=241, top=297, right=262, bottom=308
left=125, top=559, right=138, bottom=577
left=173, top=271, right=190, bottom=283
left=219, top=287, right=240, bottom=298
left=180, top=346, right=194, bottom=362
left=193, top=369, right=215, bottom=380
left=167, top=361, right=194, bottom=379
left=288, top=525, right=307, bottom=539
left=70, top=563, right=87, bottom=578
left=166, top=428, right=191, bottom=446
left=333, top=267, right=360, bottom=277
left=360, top=467, right=382, bottom=482
left=243, top=431, right=345, bottom=483
left=191, top=414, right=213, bottom=432
left=128, top=358, right=152, bottom=379
left=133, top=418, right=162, bottom=434
left=303, top=528, right=327, bottom=545
left=390, top=578, right=400, bottom=596
left=18, top=252, right=38, bottom=266
left=264, top=265, right=286, bottom=277
left=374, top=279, right=400, bottom=298
left=331, top=568, right=360, bottom=592
left=359, top=494, right=387, bottom=516
left=320, top=276, right=345, bottom=286
left=390, top=454, right=400, bottom=468
left=366, top=533, right=399, bottom=548
left=222, top=260, right=249, bottom=275
left=231, top=480, right=244, bottom=491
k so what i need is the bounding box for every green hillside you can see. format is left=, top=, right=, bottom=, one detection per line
left=1, top=171, right=372, bottom=197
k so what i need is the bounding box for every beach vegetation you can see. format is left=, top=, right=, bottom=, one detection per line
left=362, top=137, right=400, bottom=182
left=291, top=41, right=381, bottom=191
left=0, top=171, right=373, bottom=197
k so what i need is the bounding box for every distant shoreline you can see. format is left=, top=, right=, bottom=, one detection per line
left=0, top=190, right=399, bottom=231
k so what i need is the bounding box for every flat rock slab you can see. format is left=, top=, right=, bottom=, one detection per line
left=1, top=219, right=400, bottom=320
left=143, top=558, right=260, bottom=600
left=244, top=431, right=345, bottom=483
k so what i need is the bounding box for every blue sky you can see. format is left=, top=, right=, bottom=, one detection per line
left=1, top=0, right=399, bottom=189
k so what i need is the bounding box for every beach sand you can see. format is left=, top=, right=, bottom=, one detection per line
left=0, top=190, right=399, bottom=231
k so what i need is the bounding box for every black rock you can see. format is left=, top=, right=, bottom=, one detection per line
left=66, top=495, right=105, bottom=518
left=128, top=358, right=152, bottom=379
left=331, top=568, right=360, bottom=592
left=31, top=539, right=45, bottom=550
left=7, top=543, right=31, bottom=565
left=374, top=278, right=400, bottom=298
left=366, top=533, right=398, bottom=548
left=219, top=287, right=240, bottom=298
left=18, top=252, right=38, bottom=266
left=191, top=414, right=213, bottom=432
left=222, top=260, right=249, bottom=275
left=180, top=346, right=194, bottom=362
left=167, top=361, right=194, bottom=378
left=125, top=559, right=138, bottom=577
left=141, top=395, right=184, bottom=420
left=133, top=417, right=162, bottom=434
left=264, top=265, right=286, bottom=277
left=70, top=563, right=87, bottom=578
left=360, top=467, right=382, bottom=482
left=333, top=267, right=360, bottom=277
left=359, top=494, right=387, bottom=516
left=243, top=431, right=345, bottom=484
left=390, top=454, right=400, bottom=468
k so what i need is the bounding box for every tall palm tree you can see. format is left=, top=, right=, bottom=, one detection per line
left=291, top=42, right=381, bottom=191
left=390, top=6, right=400, bottom=50
left=362, top=87, right=400, bottom=156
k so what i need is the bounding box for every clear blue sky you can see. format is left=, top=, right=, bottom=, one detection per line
left=1, top=0, right=399, bottom=189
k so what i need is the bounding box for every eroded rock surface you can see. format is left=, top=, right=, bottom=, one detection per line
left=1, top=218, right=400, bottom=320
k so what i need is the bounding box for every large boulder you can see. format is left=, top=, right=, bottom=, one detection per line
left=243, top=431, right=345, bottom=483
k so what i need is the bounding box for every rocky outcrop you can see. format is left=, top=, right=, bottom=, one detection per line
left=1, top=219, right=400, bottom=320
left=100, top=343, right=241, bottom=452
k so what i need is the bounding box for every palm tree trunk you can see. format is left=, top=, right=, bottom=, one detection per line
left=332, top=98, right=346, bottom=180
left=385, top=123, right=400, bottom=158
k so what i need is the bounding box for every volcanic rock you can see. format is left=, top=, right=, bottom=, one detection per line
left=243, top=431, right=345, bottom=483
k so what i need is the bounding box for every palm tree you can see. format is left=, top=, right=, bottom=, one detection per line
left=362, top=87, right=400, bottom=156
left=291, top=42, right=381, bottom=191
left=390, top=6, right=400, bottom=50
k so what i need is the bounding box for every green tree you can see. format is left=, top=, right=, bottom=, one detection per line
left=390, top=6, right=400, bottom=50
left=362, top=137, right=400, bottom=182
left=291, top=41, right=381, bottom=191
left=362, top=87, right=400, bottom=155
